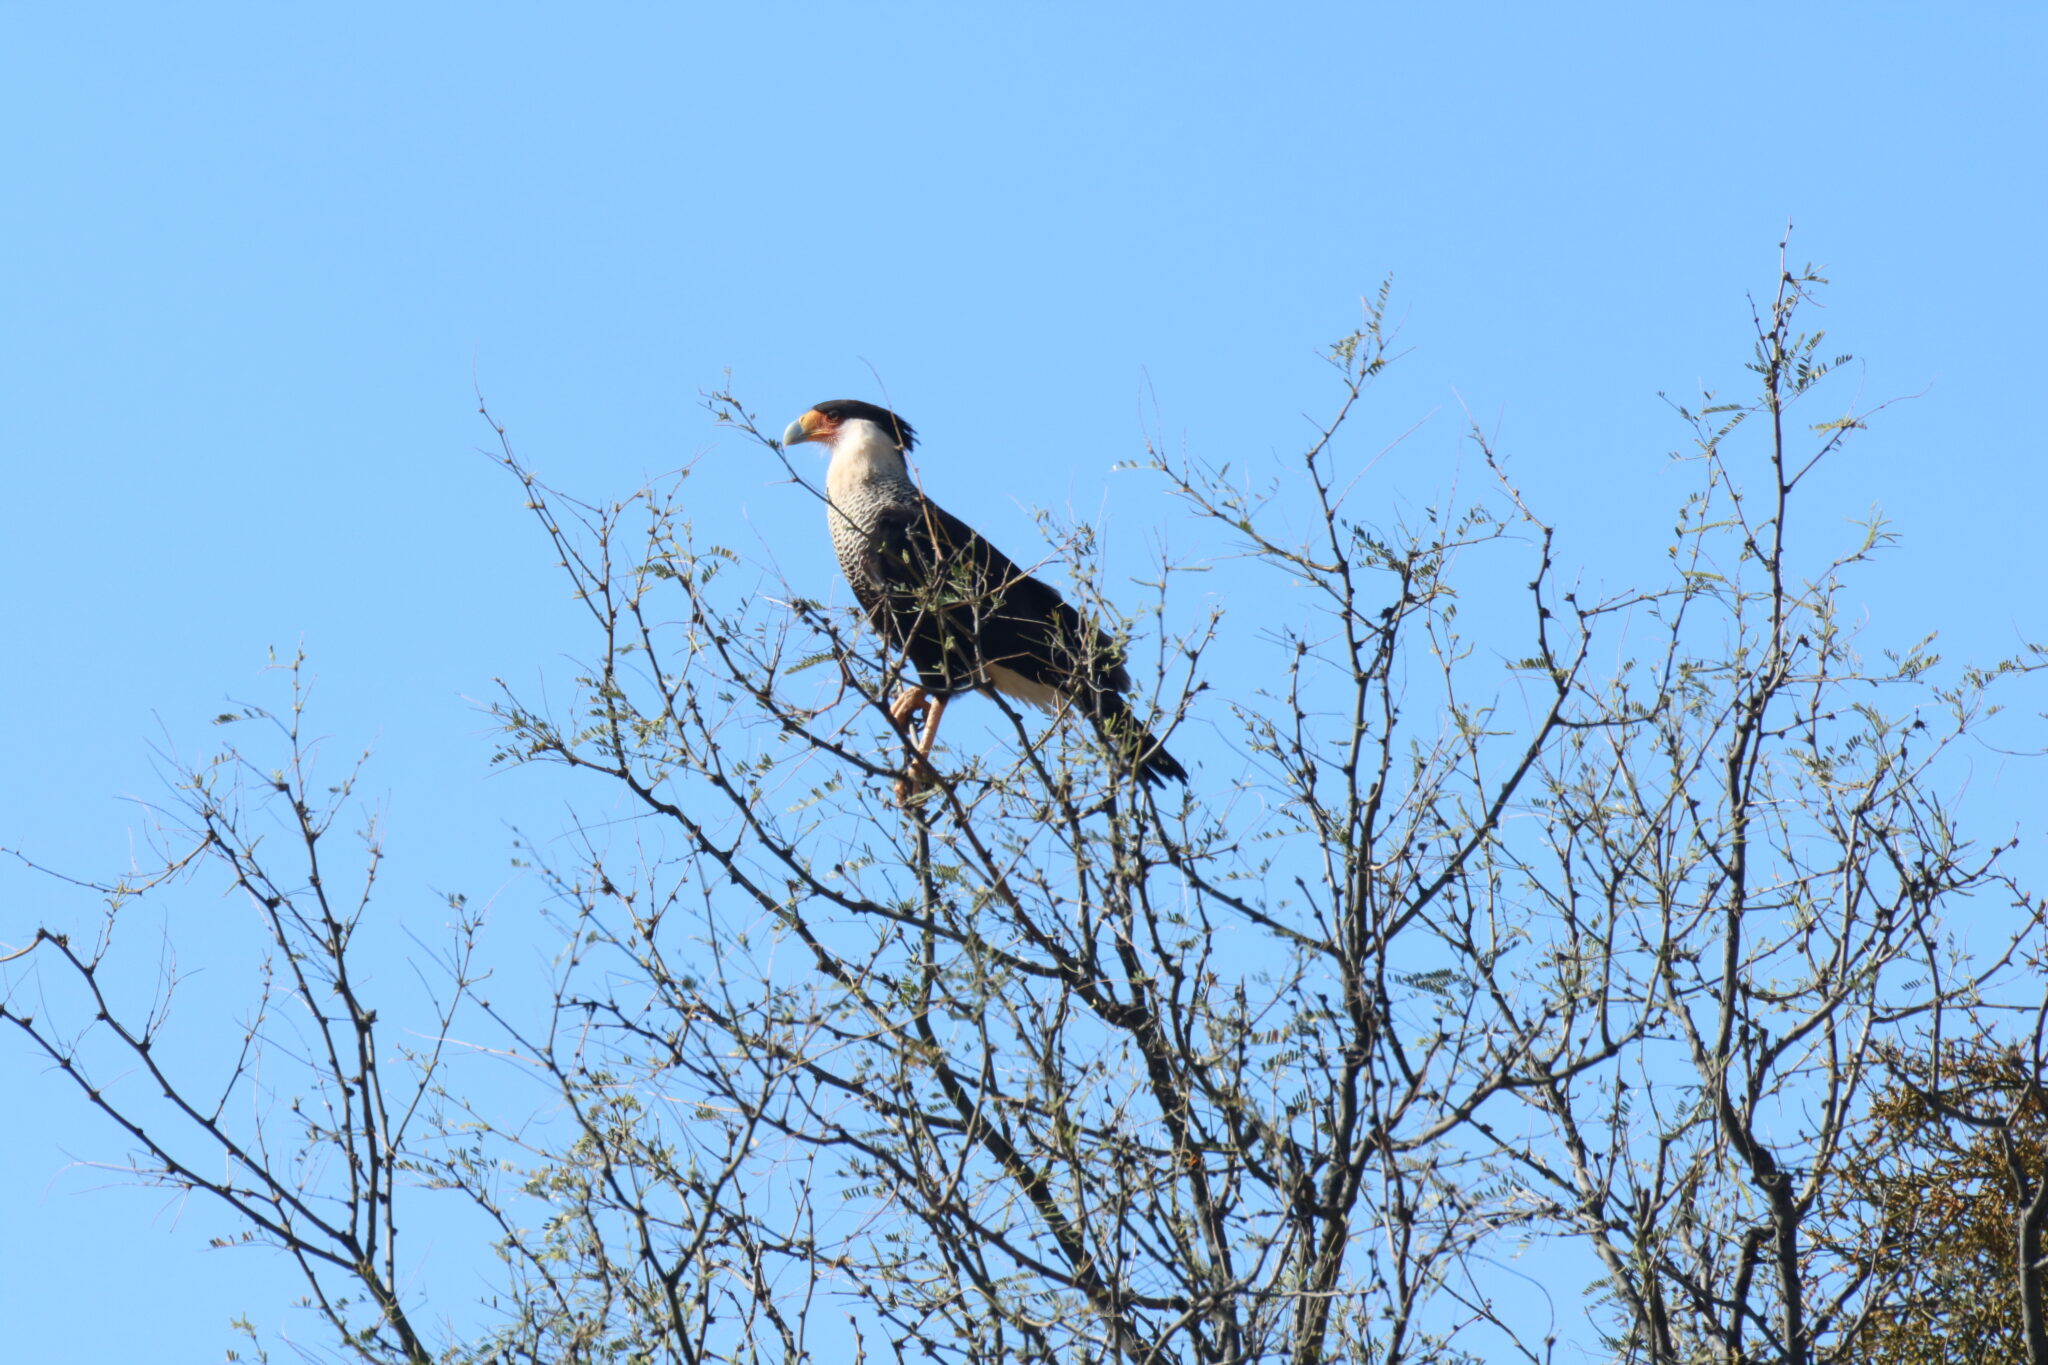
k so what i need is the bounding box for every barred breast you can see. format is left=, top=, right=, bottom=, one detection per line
left=825, top=459, right=917, bottom=618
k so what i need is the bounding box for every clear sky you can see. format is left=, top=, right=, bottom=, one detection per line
left=4, top=4, right=2044, bottom=1359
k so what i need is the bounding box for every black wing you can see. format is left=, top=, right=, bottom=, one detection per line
left=868, top=499, right=1186, bottom=785
left=867, top=498, right=1117, bottom=692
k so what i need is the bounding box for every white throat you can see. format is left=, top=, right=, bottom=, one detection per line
left=824, top=418, right=912, bottom=497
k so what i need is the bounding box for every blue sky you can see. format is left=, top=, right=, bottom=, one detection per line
left=4, top=4, right=2044, bottom=1358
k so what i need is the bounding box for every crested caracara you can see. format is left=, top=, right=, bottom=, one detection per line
left=782, top=399, right=1186, bottom=791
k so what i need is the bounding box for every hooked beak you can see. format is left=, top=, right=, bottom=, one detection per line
left=782, top=409, right=823, bottom=447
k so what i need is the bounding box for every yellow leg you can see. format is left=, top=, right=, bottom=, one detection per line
left=915, top=693, right=949, bottom=761
left=892, top=690, right=947, bottom=803
left=890, top=687, right=930, bottom=728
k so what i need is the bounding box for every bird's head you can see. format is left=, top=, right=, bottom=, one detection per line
left=782, top=400, right=918, bottom=454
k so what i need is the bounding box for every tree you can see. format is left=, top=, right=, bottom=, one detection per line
left=7, top=253, right=2045, bottom=1364
left=1810, top=1037, right=2048, bottom=1363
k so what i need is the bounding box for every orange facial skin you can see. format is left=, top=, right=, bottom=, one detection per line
left=782, top=408, right=842, bottom=447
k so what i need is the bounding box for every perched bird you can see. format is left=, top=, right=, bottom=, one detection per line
left=782, top=399, right=1186, bottom=790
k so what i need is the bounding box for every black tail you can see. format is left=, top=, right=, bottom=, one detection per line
left=1091, top=692, right=1187, bottom=787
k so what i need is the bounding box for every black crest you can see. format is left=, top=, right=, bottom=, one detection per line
left=813, top=399, right=917, bottom=451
